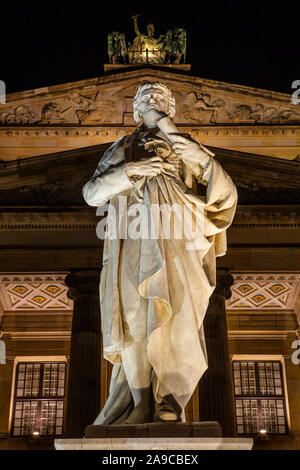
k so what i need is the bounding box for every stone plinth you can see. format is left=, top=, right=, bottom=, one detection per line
left=55, top=437, right=253, bottom=450
left=103, top=64, right=192, bottom=72
left=56, top=422, right=253, bottom=450
left=85, top=421, right=222, bottom=439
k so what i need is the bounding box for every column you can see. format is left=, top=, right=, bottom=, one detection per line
left=64, top=269, right=101, bottom=438
left=198, top=269, right=235, bottom=437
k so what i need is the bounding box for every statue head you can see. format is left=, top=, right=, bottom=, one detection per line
left=133, top=81, right=176, bottom=127
left=147, top=23, right=155, bottom=37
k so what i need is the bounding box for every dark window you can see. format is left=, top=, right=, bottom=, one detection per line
left=232, top=360, right=288, bottom=435
left=11, top=362, right=66, bottom=437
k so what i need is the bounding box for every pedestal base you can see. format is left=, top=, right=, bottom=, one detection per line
left=85, top=421, right=222, bottom=438
left=55, top=421, right=252, bottom=450
left=55, top=437, right=253, bottom=450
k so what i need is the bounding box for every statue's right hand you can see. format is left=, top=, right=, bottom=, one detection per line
left=125, top=156, right=164, bottom=178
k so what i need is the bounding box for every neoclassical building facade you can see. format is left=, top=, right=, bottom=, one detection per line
left=0, top=63, right=300, bottom=449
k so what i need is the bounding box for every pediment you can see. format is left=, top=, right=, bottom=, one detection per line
left=1, top=142, right=300, bottom=206
left=1, top=67, right=300, bottom=127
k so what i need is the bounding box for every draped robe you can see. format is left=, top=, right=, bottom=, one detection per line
left=82, top=128, right=238, bottom=424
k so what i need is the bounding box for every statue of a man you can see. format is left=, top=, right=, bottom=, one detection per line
left=83, top=81, right=237, bottom=425
left=128, top=14, right=166, bottom=64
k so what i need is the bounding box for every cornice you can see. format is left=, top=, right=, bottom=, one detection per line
left=1, top=332, right=71, bottom=341
left=0, top=125, right=299, bottom=138
left=227, top=330, right=296, bottom=339
left=0, top=205, right=299, bottom=230
left=3, top=67, right=295, bottom=105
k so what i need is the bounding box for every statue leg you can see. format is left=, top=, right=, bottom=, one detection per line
left=93, top=362, right=133, bottom=425
left=151, top=371, right=182, bottom=422
left=119, top=238, right=153, bottom=424
left=121, top=340, right=152, bottom=424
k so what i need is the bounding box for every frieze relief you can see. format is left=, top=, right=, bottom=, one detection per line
left=67, top=91, right=119, bottom=124
left=0, top=105, right=38, bottom=125
left=0, top=90, right=122, bottom=126
left=181, top=91, right=300, bottom=124
left=1, top=78, right=300, bottom=126
left=182, top=91, right=227, bottom=124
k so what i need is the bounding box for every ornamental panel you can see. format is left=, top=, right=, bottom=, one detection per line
left=226, top=273, right=300, bottom=310
left=0, top=274, right=72, bottom=312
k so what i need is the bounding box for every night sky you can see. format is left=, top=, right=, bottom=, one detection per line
left=1, top=1, right=299, bottom=95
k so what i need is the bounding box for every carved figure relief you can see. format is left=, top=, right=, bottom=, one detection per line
left=1, top=81, right=300, bottom=127
left=182, top=91, right=300, bottom=124
left=68, top=91, right=117, bottom=124
left=39, top=102, right=74, bottom=124
left=182, top=91, right=226, bottom=124
left=0, top=105, right=38, bottom=125
left=229, top=103, right=300, bottom=123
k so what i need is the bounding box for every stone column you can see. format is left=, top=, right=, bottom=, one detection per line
left=64, top=269, right=101, bottom=438
left=198, top=269, right=235, bottom=437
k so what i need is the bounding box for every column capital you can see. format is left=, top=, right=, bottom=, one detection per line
left=65, top=269, right=100, bottom=300
left=215, top=269, right=234, bottom=300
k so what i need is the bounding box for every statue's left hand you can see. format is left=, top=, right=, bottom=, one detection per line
left=172, top=135, right=211, bottom=166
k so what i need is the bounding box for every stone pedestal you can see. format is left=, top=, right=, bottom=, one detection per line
left=198, top=269, right=235, bottom=437
left=64, top=269, right=101, bottom=438
left=55, top=437, right=253, bottom=450
left=85, top=421, right=222, bottom=438
left=56, top=421, right=253, bottom=450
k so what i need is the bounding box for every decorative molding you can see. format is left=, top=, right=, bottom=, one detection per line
left=2, top=68, right=294, bottom=105
left=4, top=332, right=71, bottom=341
left=4, top=222, right=298, bottom=232
left=0, top=126, right=132, bottom=138
left=0, top=273, right=72, bottom=312
left=0, top=125, right=300, bottom=138
left=0, top=206, right=299, bottom=231
left=228, top=331, right=296, bottom=339
left=0, top=224, right=96, bottom=231
left=0, top=207, right=98, bottom=230
left=232, top=206, right=300, bottom=229
left=226, top=273, right=300, bottom=311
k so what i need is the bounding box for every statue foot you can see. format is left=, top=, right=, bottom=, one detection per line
left=123, top=404, right=151, bottom=425
left=153, top=401, right=181, bottom=422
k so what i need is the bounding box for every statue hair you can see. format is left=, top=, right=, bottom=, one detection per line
left=133, top=81, right=176, bottom=127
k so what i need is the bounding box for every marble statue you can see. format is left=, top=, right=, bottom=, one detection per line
left=83, top=81, right=238, bottom=424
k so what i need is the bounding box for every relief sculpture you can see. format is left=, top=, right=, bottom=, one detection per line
left=0, top=105, right=38, bottom=125
left=68, top=92, right=116, bottom=124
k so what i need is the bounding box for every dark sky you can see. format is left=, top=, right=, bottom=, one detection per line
left=1, top=1, right=299, bottom=95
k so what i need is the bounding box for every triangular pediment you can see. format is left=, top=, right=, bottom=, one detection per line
left=1, top=142, right=300, bottom=206
left=1, top=67, right=300, bottom=127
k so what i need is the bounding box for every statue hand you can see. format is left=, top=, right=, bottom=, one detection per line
left=125, top=156, right=164, bottom=178
left=172, top=135, right=211, bottom=166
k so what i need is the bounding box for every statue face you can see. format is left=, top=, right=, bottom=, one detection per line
left=139, top=87, right=169, bottom=118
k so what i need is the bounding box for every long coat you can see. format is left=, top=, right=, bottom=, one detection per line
left=83, top=128, right=238, bottom=424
